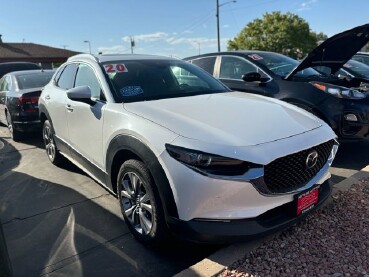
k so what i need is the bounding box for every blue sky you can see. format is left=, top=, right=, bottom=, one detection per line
left=1, top=0, right=368, bottom=58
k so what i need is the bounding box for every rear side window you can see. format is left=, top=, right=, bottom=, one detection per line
left=191, top=57, right=216, bottom=75
left=57, top=63, right=78, bottom=90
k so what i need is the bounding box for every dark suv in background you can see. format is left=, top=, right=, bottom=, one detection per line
left=185, top=24, right=369, bottom=140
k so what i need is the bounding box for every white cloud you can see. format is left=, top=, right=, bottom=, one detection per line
left=123, top=32, right=169, bottom=43
left=99, top=31, right=230, bottom=58
left=97, top=45, right=129, bottom=54
left=223, top=24, right=230, bottom=28
left=182, top=30, right=194, bottom=34
left=298, top=0, right=318, bottom=11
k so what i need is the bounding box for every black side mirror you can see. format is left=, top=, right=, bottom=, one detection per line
left=67, top=86, right=95, bottom=105
left=242, top=72, right=261, bottom=82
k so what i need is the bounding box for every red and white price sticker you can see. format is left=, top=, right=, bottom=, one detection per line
left=104, top=64, right=128, bottom=73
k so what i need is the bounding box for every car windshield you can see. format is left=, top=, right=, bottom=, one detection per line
left=342, top=60, right=369, bottom=78
left=249, top=52, right=322, bottom=78
left=16, top=71, right=54, bottom=90
left=103, top=59, right=229, bottom=103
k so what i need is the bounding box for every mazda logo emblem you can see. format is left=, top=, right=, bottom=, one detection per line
left=306, top=151, right=318, bottom=169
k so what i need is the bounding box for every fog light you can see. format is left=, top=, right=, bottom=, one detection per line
left=344, top=114, right=358, bottom=122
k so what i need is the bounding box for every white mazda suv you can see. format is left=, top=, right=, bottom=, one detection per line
left=39, top=54, right=338, bottom=244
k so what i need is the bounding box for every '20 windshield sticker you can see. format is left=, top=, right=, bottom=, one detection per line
left=120, top=86, right=144, bottom=96
left=104, top=64, right=128, bottom=73
left=248, top=54, right=263, bottom=61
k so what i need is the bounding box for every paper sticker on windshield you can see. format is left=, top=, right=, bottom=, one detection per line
left=120, top=86, right=144, bottom=96
left=104, top=64, right=128, bottom=73
left=343, top=63, right=352, bottom=68
left=248, top=54, right=263, bottom=61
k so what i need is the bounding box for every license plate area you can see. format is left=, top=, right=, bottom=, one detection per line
left=295, top=185, right=320, bottom=216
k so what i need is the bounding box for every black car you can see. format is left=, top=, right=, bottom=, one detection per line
left=0, top=62, right=41, bottom=78
left=337, top=59, right=369, bottom=79
left=185, top=24, right=369, bottom=140
left=353, top=52, right=369, bottom=66
left=0, top=70, right=54, bottom=141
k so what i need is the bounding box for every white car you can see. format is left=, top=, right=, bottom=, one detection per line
left=39, top=54, right=338, bottom=244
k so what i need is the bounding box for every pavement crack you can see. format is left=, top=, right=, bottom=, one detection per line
left=2, top=193, right=110, bottom=225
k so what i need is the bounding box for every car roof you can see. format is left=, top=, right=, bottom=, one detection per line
left=184, top=50, right=278, bottom=60
left=68, top=53, right=179, bottom=63
left=6, top=69, right=55, bottom=76
left=355, top=52, right=369, bottom=56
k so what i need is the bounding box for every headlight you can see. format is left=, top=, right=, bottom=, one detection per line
left=165, top=144, right=259, bottom=176
left=311, top=82, right=366, bottom=99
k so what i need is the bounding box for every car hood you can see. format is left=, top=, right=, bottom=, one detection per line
left=124, top=92, right=323, bottom=147
left=286, top=23, right=369, bottom=79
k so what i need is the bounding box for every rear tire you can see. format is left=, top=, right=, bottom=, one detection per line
left=6, top=112, right=22, bottom=142
left=43, top=120, right=64, bottom=166
left=117, top=159, right=168, bottom=246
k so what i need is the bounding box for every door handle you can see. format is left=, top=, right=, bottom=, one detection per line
left=45, top=95, right=51, bottom=100
left=66, top=104, right=74, bottom=112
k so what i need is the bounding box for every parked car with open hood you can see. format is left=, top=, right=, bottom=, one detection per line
left=185, top=24, right=369, bottom=140
left=0, top=69, right=54, bottom=141
left=39, top=54, right=338, bottom=244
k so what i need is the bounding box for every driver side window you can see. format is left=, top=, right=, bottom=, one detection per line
left=220, top=56, right=259, bottom=80
left=75, top=64, right=105, bottom=101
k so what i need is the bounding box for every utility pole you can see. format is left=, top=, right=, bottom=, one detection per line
left=216, top=0, right=236, bottom=52
left=130, top=36, right=135, bottom=54
left=84, top=40, right=91, bottom=54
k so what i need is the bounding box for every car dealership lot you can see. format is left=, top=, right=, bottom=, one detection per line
left=0, top=125, right=367, bottom=276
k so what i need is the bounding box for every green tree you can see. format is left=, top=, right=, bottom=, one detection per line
left=227, top=12, right=326, bottom=59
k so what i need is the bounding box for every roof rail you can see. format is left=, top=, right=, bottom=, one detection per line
left=68, top=54, right=99, bottom=62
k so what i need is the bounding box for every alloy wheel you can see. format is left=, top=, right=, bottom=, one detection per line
left=120, top=172, right=153, bottom=235
left=43, top=125, right=56, bottom=161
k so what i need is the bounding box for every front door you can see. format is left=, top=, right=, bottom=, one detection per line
left=66, top=63, right=106, bottom=170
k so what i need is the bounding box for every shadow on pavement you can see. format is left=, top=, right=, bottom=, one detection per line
left=0, top=136, right=219, bottom=277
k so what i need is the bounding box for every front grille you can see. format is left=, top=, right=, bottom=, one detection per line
left=260, top=139, right=335, bottom=194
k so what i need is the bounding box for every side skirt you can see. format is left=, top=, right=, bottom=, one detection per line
left=54, top=136, right=115, bottom=195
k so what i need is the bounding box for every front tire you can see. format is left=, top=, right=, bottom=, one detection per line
left=43, top=120, right=64, bottom=165
left=117, top=159, right=168, bottom=245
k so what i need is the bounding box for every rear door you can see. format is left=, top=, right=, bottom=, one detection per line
left=45, top=64, right=78, bottom=147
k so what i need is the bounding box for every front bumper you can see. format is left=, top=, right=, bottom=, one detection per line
left=321, top=96, right=369, bottom=139
left=167, top=179, right=332, bottom=243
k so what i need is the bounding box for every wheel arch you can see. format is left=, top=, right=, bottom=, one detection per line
left=106, top=135, right=179, bottom=219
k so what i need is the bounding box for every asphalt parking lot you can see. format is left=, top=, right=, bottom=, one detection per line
left=0, top=125, right=220, bottom=277
left=0, top=125, right=368, bottom=277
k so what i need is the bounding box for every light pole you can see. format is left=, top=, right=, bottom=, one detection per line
left=216, top=0, right=236, bottom=52
left=84, top=40, right=91, bottom=54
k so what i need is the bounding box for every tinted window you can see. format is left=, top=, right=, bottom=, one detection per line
left=104, top=59, right=228, bottom=103
left=75, top=64, right=103, bottom=99
left=0, top=76, right=12, bottom=91
left=220, top=56, right=262, bottom=79
left=57, top=63, right=78, bottom=90
left=191, top=57, right=216, bottom=75
left=0, top=63, right=41, bottom=78
left=16, top=72, right=54, bottom=90
left=250, top=52, right=321, bottom=78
